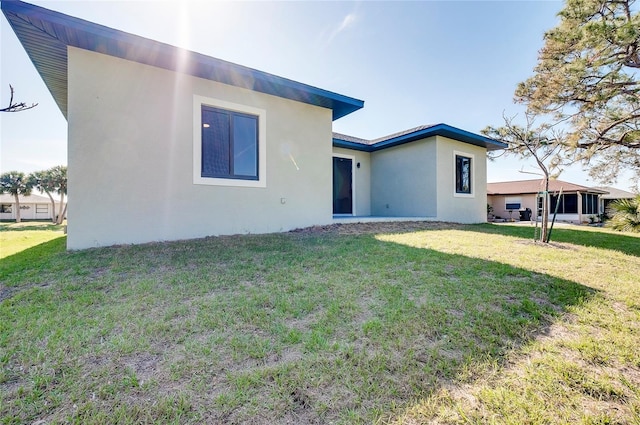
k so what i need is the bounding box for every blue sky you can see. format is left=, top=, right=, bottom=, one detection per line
left=1, top=0, right=636, bottom=191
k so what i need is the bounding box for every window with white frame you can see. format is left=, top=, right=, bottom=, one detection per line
left=36, top=204, right=48, bottom=214
left=193, top=96, right=266, bottom=187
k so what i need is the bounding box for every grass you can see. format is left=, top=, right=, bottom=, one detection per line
left=1, top=222, right=638, bottom=424
left=0, top=221, right=66, bottom=258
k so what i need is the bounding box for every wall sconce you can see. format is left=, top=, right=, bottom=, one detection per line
left=356, top=162, right=361, bottom=169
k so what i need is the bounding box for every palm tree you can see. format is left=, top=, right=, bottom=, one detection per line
left=0, top=171, right=33, bottom=223
left=29, top=166, right=67, bottom=224
left=606, top=195, right=640, bottom=233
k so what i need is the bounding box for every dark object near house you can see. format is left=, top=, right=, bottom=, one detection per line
left=519, top=208, right=532, bottom=221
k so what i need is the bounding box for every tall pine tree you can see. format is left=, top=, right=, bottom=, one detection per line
left=516, top=0, right=640, bottom=183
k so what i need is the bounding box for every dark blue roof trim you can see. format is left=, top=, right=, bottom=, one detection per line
left=332, top=139, right=372, bottom=152
left=1, top=0, right=364, bottom=120
left=333, top=124, right=507, bottom=152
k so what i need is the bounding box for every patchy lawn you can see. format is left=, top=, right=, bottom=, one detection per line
left=1, top=222, right=638, bottom=424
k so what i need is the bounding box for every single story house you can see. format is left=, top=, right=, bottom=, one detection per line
left=3, top=1, right=505, bottom=249
left=591, top=186, right=638, bottom=217
left=487, top=179, right=608, bottom=223
left=0, top=193, right=66, bottom=221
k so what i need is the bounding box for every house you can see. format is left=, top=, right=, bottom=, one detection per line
left=0, top=193, right=66, bottom=222
left=591, top=186, right=638, bottom=217
left=2, top=1, right=505, bottom=249
left=332, top=125, right=504, bottom=222
left=487, top=179, right=608, bottom=223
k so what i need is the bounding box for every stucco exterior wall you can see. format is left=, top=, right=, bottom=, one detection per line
left=435, top=136, right=487, bottom=223
left=489, top=194, right=538, bottom=220
left=488, top=193, right=588, bottom=223
left=67, top=47, right=334, bottom=249
left=332, top=147, right=371, bottom=217
left=370, top=138, right=438, bottom=217
left=0, top=201, right=63, bottom=221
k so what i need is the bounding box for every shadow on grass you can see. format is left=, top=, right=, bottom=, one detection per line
left=469, top=223, right=640, bottom=257
left=0, top=236, right=67, bottom=290
left=0, top=222, right=63, bottom=232
left=1, top=229, right=599, bottom=424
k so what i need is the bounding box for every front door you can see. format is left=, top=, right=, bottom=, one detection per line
left=333, top=156, right=353, bottom=215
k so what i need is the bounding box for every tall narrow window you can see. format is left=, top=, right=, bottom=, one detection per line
left=455, top=155, right=472, bottom=194
left=201, top=106, right=258, bottom=180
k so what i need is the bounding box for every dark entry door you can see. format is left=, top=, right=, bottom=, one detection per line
left=333, top=157, right=353, bottom=214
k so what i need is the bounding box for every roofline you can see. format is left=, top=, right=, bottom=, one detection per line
left=487, top=179, right=609, bottom=195
left=1, top=0, right=364, bottom=120
left=333, top=123, right=507, bottom=152
left=332, top=139, right=372, bottom=152
left=488, top=190, right=608, bottom=195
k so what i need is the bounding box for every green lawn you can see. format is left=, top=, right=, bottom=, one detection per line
left=0, top=222, right=66, bottom=258
left=1, top=222, right=638, bottom=424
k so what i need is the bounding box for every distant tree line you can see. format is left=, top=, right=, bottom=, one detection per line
left=0, top=166, right=67, bottom=224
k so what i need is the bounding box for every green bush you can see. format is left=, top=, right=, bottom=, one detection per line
left=606, top=195, right=640, bottom=233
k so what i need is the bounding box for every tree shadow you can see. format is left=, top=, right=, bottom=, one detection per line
left=468, top=223, right=640, bottom=257
left=0, top=229, right=600, bottom=424
left=0, top=236, right=67, bottom=300
left=272, top=232, right=599, bottom=423
left=340, top=232, right=598, bottom=422
left=0, top=222, right=63, bottom=232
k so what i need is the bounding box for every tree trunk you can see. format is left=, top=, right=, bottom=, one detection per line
left=541, top=176, right=550, bottom=243
left=45, top=190, right=56, bottom=223
left=13, top=192, right=21, bottom=223
left=56, top=193, right=66, bottom=224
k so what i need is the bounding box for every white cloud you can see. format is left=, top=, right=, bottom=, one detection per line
left=325, top=13, right=357, bottom=46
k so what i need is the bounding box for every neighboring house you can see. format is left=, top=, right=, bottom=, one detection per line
left=3, top=1, right=505, bottom=249
left=487, top=179, right=608, bottom=223
left=0, top=194, right=66, bottom=222
left=591, top=186, right=638, bottom=217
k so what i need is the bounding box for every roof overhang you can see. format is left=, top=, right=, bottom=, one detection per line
left=1, top=0, right=364, bottom=120
left=333, top=123, right=507, bottom=152
left=487, top=180, right=610, bottom=196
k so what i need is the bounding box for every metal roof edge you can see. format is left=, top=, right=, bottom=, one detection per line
left=332, top=138, right=373, bottom=152
left=370, top=124, right=506, bottom=151
left=332, top=124, right=506, bottom=152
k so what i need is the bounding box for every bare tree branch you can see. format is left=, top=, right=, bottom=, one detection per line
left=0, top=85, right=38, bottom=113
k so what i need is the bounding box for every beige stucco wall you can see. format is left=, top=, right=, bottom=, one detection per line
left=368, top=136, right=488, bottom=222
left=332, top=147, right=371, bottom=216
left=488, top=193, right=589, bottom=223
left=488, top=194, right=538, bottom=220
left=67, top=47, right=334, bottom=249
left=434, top=136, right=488, bottom=223
left=370, top=138, right=438, bottom=216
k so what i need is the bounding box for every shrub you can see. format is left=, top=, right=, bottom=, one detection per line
left=606, top=195, right=640, bottom=233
